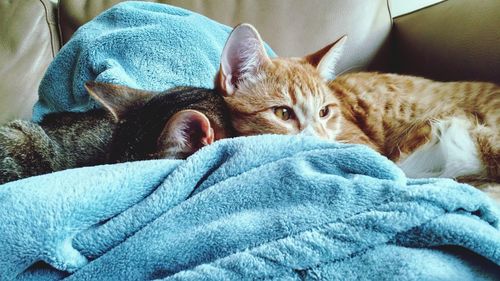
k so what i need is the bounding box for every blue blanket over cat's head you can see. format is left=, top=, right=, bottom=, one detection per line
left=32, top=1, right=275, bottom=122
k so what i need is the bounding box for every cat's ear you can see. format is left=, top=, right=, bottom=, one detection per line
left=84, top=81, right=153, bottom=122
left=218, top=23, right=272, bottom=96
left=156, top=110, right=215, bottom=159
left=304, top=36, right=347, bottom=81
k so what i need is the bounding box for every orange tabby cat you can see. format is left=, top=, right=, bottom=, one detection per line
left=216, top=24, right=499, bottom=191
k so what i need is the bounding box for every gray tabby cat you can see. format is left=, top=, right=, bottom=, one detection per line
left=0, top=82, right=233, bottom=184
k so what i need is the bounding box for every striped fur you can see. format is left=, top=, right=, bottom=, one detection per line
left=217, top=24, right=499, bottom=189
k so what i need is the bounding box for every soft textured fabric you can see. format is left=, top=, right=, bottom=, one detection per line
left=0, top=135, right=498, bottom=280
left=32, top=1, right=275, bottom=122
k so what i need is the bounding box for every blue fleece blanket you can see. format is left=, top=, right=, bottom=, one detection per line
left=32, top=1, right=275, bottom=122
left=1, top=135, right=499, bottom=280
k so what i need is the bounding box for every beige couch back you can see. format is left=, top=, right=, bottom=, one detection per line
left=392, top=0, right=500, bottom=84
left=59, top=0, right=392, bottom=73
left=2, top=0, right=498, bottom=124
left=0, top=0, right=59, bottom=123
left=0, top=0, right=392, bottom=124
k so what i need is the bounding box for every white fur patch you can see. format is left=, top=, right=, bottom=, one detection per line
left=299, top=126, right=318, bottom=137
left=398, top=118, right=485, bottom=179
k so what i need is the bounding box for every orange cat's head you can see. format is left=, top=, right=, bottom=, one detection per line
left=216, top=23, right=346, bottom=140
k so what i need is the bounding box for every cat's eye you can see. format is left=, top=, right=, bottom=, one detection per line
left=319, top=106, right=330, bottom=118
left=274, top=106, right=293, bottom=121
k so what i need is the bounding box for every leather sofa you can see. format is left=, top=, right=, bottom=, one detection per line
left=0, top=0, right=499, bottom=124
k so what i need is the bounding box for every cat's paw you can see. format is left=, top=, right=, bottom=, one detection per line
left=0, top=157, right=23, bottom=185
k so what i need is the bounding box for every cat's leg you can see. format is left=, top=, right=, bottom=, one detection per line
left=469, top=124, right=499, bottom=181
left=397, top=117, right=486, bottom=179
left=0, top=156, right=23, bottom=185
left=0, top=120, right=61, bottom=183
left=0, top=122, right=32, bottom=184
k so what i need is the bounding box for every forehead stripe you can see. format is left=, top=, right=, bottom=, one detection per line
left=289, top=86, right=297, bottom=104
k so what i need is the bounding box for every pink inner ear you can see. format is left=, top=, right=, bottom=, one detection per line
left=303, top=36, right=347, bottom=81
left=159, top=110, right=214, bottom=153
left=220, top=24, right=271, bottom=94
left=185, top=113, right=214, bottom=148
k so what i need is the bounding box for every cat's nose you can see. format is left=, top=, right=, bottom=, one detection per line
left=300, top=125, right=330, bottom=139
left=300, top=126, right=319, bottom=137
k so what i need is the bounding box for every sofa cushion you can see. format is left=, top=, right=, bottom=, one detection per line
left=393, top=0, right=500, bottom=84
left=0, top=0, right=59, bottom=123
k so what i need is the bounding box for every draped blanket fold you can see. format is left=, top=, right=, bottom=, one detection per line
left=1, top=135, right=499, bottom=280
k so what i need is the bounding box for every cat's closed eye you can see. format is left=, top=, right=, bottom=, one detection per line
left=273, top=106, right=294, bottom=121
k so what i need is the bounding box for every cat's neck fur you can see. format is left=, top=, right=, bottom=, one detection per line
left=40, top=110, right=117, bottom=168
